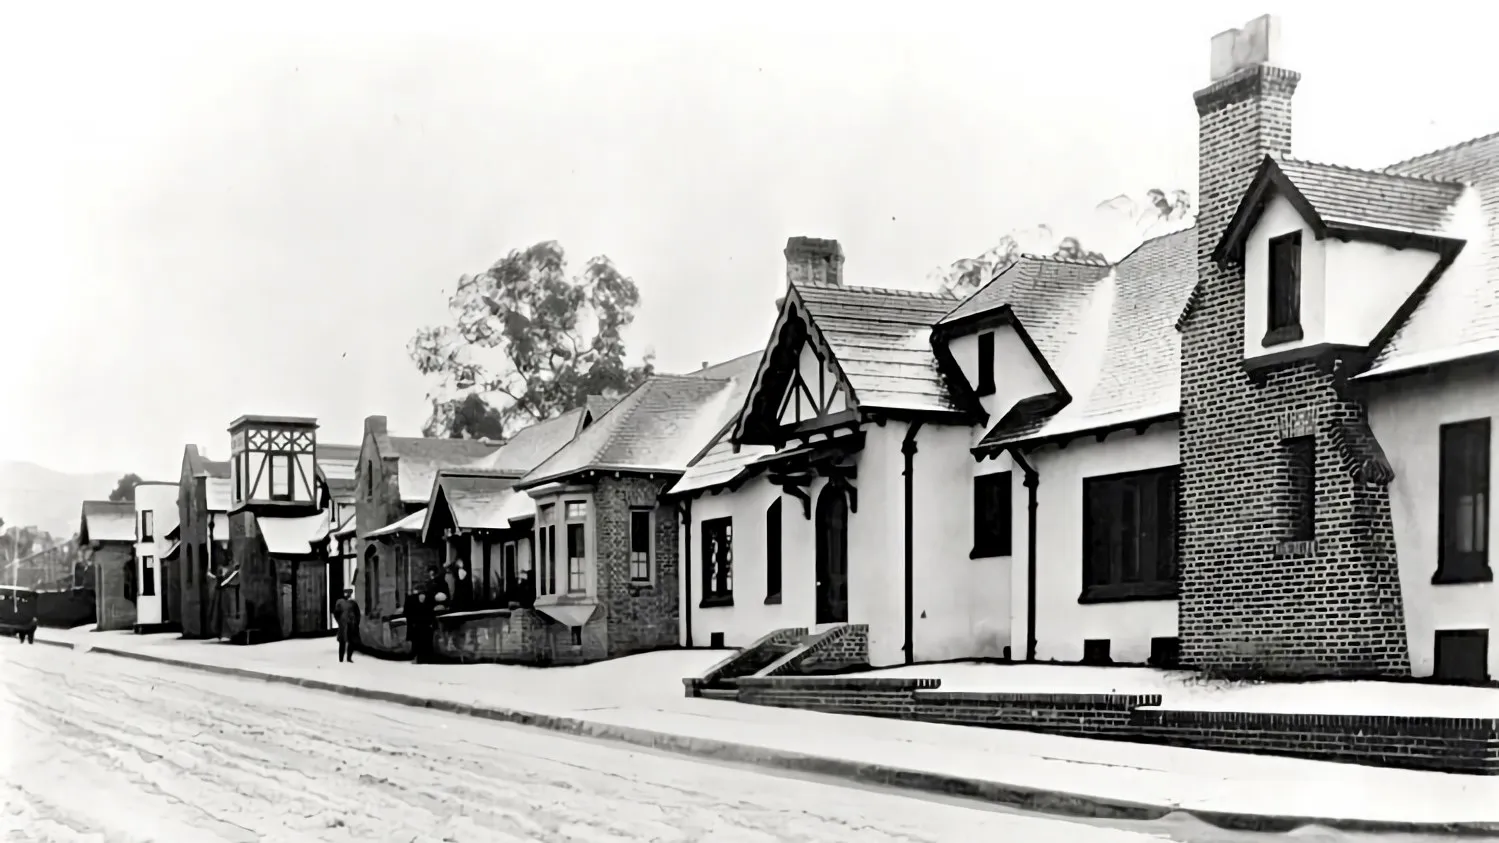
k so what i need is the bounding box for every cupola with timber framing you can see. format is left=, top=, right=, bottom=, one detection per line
left=227, top=415, right=321, bottom=517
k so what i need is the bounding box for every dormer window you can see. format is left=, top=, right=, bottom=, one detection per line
left=1265, top=231, right=1303, bottom=345
left=976, top=332, right=996, bottom=396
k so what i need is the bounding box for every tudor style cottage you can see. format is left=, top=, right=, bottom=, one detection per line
left=131, top=480, right=180, bottom=633
left=175, top=445, right=231, bottom=638
left=675, top=15, right=1499, bottom=685
left=79, top=500, right=136, bottom=631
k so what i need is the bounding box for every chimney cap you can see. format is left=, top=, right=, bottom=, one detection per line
left=1209, top=14, right=1282, bottom=82
left=784, top=236, right=843, bottom=257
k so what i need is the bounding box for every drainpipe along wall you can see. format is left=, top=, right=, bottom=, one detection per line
left=1008, top=447, right=1039, bottom=662
left=680, top=498, right=694, bottom=647
left=901, top=421, right=924, bottom=666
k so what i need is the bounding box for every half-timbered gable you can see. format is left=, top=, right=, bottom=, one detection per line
left=228, top=415, right=320, bottom=515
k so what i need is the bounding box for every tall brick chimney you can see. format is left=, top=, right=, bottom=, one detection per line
left=784, top=237, right=844, bottom=287
left=1177, top=16, right=1411, bottom=678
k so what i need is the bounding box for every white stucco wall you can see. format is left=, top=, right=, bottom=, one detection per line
left=948, top=325, right=1053, bottom=419
left=133, top=483, right=180, bottom=627
left=913, top=425, right=1011, bottom=661
left=1323, top=240, right=1438, bottom=347
left=1367, top=360, right=1499, bottom=679
left=1243, top=193, right=1328, bottom=359
left=684, top=475, right=808, bottom=647
left=1018, top=424, right=1181, bottom=663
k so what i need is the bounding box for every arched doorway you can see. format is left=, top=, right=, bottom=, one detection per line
left=815, top=484, right=849, bottom=624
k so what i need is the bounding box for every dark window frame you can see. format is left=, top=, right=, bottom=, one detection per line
left=629, top=508, right=653, bottom=584
left=140, top=556, right=156, bottom=597
left=140, top=510, right=154, bottom=543
left=564, top=500, right=587, bottom=594
left=765, top=499, right=783, bottom=604
left=1080, top=465, right=1181, bottom=603
left=701, top=517, right=734, bottom=607
left=1285, top=435, right=1317, bottom=548
left=1264, top=231, right=1304, bottom=345
left=975, top=331, right=996, bottom=396
left=1435, top=418, right=1492, bottom=584
left=972, top=471, right=1013, bottom=558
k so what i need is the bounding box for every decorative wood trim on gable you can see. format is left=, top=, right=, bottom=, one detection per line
left=763, top=432, right=865, bottom=519
left=734, top=287, right=862, bottom=446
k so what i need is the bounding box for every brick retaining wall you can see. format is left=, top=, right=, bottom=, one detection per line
left=730, top=676, right=1499, bottom=775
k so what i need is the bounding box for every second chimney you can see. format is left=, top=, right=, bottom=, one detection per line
left=784, top=237, right=844, bottom=287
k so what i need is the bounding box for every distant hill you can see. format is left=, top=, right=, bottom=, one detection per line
left=0, top=460, right=124, bottom=539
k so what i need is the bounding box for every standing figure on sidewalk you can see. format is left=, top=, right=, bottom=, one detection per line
left=333, top=588, right=361, bottom=663
left=403, top=590, right=433, bottom=664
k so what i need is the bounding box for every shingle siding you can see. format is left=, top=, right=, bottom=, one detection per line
left=1179, top=64, right=1411, bottom=677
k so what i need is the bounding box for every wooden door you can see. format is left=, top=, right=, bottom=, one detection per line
left=815, top=485, right=849, bottom=624
left=295, top=561, right=327, bottom=634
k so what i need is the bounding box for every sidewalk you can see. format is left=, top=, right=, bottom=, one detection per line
left=35, top=626, right=1499, bottom=835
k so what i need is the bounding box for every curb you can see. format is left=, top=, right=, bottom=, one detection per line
left=47, top=640, right=1499, bottom=837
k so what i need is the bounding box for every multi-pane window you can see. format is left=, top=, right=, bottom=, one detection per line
left=140, top=511, right=154, bottom=542
left=765, top=499, right=783, bottom=602
left=629, top=509, right=652, bottom=583
left=972, top=472, right=1012, bottom=557
left=141, top=557, right=156, bottom=597
left=976, top=331, right=996, bottom=396
left=1081, top=466, right=1180, bottom=601
left=1266, top=231, right=1303, bottom=341
left=1438, top=419, right=1491, bottom=582
left=701, top=517, right=733, bottom=605
left=565, top=501, right=587, bottom=593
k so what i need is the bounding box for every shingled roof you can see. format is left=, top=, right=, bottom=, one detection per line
left=1274, top=157, right=1466, bottom=235
left=794, top=282, right=960, bottom=413
left=939, top=256, right=1114, bottom=361
left=521, top=353, right=760, bottom=488
left=980, top=228, right=1198, bottom=448
left=385, top=437, right=504, bottom=503
left=1364, top=131, right=1499, bottom=376
left=316, top=442, right=360, bottom=498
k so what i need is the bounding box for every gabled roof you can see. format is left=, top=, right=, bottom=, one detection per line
left=795, top=282, right=960, bottom=413
left=183, top=444, right=231, bottom=480
left=383, top=437, right=504, bottom=504
left=1364, top=131, right=1499, bottom=375
left=78, top=501, right=134, bottom=544
left=980, top=228, right=1198, bottom=450
left=467, top=408, right=588, bottom=475
left=421, top=472, right=525, bottom=541
left=520, top=354, right=761, bottom=489
left=316, top=442, right=360, bottom=498
left=1211, top=154, right=1467, bottom=266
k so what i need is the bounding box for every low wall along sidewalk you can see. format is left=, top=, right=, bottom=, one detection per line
left=732, top=676, right=1499, bottom=776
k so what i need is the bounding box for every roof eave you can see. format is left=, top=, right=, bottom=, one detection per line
left=974, top=411, right=1180, bottom=457
left=1212, top=155, right=1324, bottom=267
left=515, top=464, right=688, bottom=492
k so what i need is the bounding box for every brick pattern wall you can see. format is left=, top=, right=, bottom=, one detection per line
left=766, top=623, right=870, bottom=676
left=684, top=627, right=808, bottom=696
left=730, top=677, right=1499, bottom=775
left=354, top=432, right=407, bottom=620
left=594, top=476, right=680, bottom=657
left=1179, top=64, right=1411, bottom=677
left=542, top=611, right=609, bottom=664
left=433, top=608, right=549, bottom=663
left=178, top=475, right=210, bottom=638
left=91, top=543, right=135, bottom=631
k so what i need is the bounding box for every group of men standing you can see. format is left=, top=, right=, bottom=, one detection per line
left=331, top=571, right=447, bottom=664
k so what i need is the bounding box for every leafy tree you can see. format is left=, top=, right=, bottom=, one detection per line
left=410, top=241, right=655, bottom=437
left=930, top=188, right=1193, bottom=298
left=424, top=392, right=508, bottom=441
left=108, top=473, right=143, bottom=503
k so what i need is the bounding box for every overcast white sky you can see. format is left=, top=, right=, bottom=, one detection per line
left=1, top=1, right=1496, bottom=479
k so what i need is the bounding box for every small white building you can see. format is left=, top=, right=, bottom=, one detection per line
left=132, top=481, right=181, bottom=633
